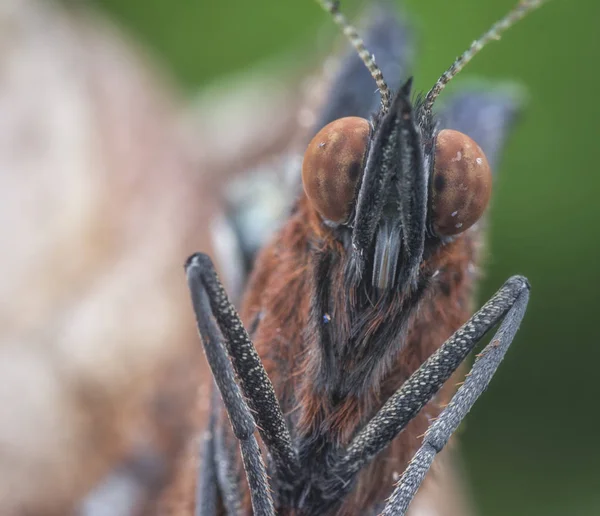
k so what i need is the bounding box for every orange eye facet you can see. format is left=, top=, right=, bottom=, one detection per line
left=302, top=117, right=370, bottom=224
left=430, top=129, right=492, bottom=237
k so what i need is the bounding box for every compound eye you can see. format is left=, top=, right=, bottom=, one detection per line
left=430, top=129, right=492, bottom=236
left=302, top=117, right=370, bottom=224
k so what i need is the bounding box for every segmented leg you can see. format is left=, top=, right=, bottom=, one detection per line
left=213, top=405, right=245, bottom=515
left=196, top=397, right=218, bottom=516
left=381, top=279, right=530, bottom=515
left=186, top=253, right=277, bottom=515
left=327, top=276, right=530, bottom=500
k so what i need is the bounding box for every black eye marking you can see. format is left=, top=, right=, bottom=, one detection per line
left=347, top=160, right=362, bottom=182
left=434, top=173, right=446, bottom=193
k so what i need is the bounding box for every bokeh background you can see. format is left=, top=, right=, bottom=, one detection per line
left=7, top=0, right=598, bottom=514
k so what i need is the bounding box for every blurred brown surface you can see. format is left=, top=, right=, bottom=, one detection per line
left=0, top=0, right=303, bottom=514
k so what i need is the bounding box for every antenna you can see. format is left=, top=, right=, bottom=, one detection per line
left=421, top=0, right=549, bottom=123
left=317, top=0, right=391, bottom=114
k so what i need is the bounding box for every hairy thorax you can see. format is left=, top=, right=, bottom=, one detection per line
left=233, top=194, right=482, bottom=515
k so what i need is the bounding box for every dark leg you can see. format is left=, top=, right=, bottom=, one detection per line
left=328, top=276, right=530, bottom=493
left=381, top=281, right=530, bottom=515
left=196, top=398, right=218, bottom=516
left=214, top=407, right=245, bottom=515
left=186, top=254, right=276, bottom=515
left=186, top=253, right=298, bottom=481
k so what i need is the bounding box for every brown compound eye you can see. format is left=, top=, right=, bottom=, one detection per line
left=430, top=129, right=492, bottom=236
left=302, top=117, right=370, bottom=224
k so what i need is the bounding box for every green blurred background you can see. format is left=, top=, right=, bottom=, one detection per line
left=95, top=0, right=599, bottom=514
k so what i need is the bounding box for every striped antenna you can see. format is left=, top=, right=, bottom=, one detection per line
left=317, top=0, right=391, bottom=114
left=421, top=0, right=549, bottom=122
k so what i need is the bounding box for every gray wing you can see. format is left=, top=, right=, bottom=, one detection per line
left=437, top=84, right=525, bottom=173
